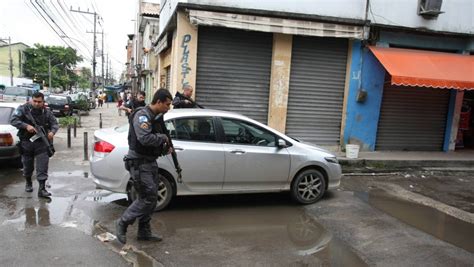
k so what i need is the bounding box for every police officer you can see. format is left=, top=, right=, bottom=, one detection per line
left=10, top=92, right=58, bottom=197
left=116, top=88, right=173, bottom=244
left=172, top=84, right=196, bottom=109
left=121, top=91, right=146, bottom=117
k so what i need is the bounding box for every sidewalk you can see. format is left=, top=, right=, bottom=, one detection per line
left=337, top=150, right=474, bottom=173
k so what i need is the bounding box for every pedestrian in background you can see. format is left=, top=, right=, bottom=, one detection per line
left=121, top=91, right=146, bottom=118
left=115, top=88, right=173, bottom=244
left=10, top=92, right=58, bottom=198
left=117, top=96, right=124, bottom=116
left=172, top=84, right=196, bottom=109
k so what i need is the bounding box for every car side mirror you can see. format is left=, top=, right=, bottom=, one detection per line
left=277, top=139, right=288, bottom=148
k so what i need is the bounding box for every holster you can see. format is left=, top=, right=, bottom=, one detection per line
left=123, top=156, right=145, bottom=195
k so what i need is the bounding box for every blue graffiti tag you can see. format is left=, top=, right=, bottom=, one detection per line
left=181, top=34, right=192, bottom=86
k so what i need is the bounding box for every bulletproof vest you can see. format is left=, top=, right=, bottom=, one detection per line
left=18, top=106, right=50, bottom=140
left=128, top=107, right=162, bottom=157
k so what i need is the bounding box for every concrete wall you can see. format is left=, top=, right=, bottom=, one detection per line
left=267, top=34, right=292, bottom=133
left=343, top=42, right=385, bottom=151
left=170, top=11, right=198, bottom=96
left=369, top=0, right=474, bottom=35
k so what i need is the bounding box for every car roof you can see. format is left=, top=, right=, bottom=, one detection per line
left=0, top=102, right=22, bottom=108
left=165, top=108, right=250, bottom=121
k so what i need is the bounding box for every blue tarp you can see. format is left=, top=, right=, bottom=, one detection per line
left=104, top=84, right=124, bottom=91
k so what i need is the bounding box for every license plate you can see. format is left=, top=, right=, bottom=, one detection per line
left=53, top=109, right=60, bottom=112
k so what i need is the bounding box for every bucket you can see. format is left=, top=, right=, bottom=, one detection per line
left=345, top=144, right=360, bottom=159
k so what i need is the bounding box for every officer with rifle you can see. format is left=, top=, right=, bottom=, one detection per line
left=172, top=84, right=204, bottom=109
left=10, top=91, right=58, bottom=198
left=116, top=88, right=173, bottom=244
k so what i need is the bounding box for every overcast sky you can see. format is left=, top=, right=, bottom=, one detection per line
left=0, top=0, right=138, bottom=81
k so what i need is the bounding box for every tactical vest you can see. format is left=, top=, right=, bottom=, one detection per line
left=18, top=106, right=50, bottom=140
left=128, top=107, right=162, bottom=157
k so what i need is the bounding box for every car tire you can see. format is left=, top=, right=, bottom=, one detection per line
left=290, top=169, right=326, bottom=204
left=127, top=173, right=173, bottom=211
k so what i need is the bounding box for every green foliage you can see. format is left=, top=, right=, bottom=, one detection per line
left=76, top=99, right=89, bottom=111
left=23, top=44, right=82, bottom=89
left=58, top=116, right=77, bottom=128
left=77, top=67, right=92, bottom=89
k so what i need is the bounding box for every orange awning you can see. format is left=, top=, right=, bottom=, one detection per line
left=369, top=46, right=474, bottom=90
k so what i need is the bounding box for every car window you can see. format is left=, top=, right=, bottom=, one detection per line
left=0, top=107, right=13, bottom=124
left=165, top=117, right=216, bottom=142
left=47, top=96, right=68, bottom=104
left=221, top=118, right=276, bottom=147
left=4, top=87, right=29, bottom=96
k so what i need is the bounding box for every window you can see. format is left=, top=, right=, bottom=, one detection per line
left=0, top=107, right=13, bottom=124
left=221, top=118, right=276, bottom=147
left=165, top=117, right=216, bottom=142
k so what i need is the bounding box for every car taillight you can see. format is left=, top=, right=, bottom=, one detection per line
left=94, top=140, right=115, bottom=153
left=65, top=105, right=69, bottom=109
left=0, top=133, right=14, bottom=146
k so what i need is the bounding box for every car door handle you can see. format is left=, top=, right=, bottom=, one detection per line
left=174, top=147, right=184, bottom=151
left=230, top=149, right=246, bottom=155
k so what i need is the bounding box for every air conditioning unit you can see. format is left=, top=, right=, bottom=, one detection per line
left=418, top=0, right=444, bottom=18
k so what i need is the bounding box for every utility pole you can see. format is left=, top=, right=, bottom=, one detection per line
left=105, top=53, right=109, bottom=86
left=1, top=37, right=14, bottom=86
left=70, top=7, right=99, bottom=93
left=101, top=32, right=104, bottom=87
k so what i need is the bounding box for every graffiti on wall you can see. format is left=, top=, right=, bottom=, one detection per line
left=180, top=34, right=192, bottom=87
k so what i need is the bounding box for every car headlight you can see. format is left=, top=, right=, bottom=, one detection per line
left=324, top=157, right=338, bottom=164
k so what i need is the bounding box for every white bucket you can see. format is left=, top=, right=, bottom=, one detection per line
left=346, top=144, right=360, bottom=159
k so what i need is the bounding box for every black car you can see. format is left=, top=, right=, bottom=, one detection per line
left=46, top=95, right=73, bottom=116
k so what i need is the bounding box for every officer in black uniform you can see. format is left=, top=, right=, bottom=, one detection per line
left=121, top=91, right=146, bottom=117
left=10, top=92, right=58, bottom=197
left=172, top=84, right=196, bottom=109
left=116, top=88, right=173, bottom=244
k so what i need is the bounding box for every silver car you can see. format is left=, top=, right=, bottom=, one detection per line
left=90, top=109, right=341, bottom=210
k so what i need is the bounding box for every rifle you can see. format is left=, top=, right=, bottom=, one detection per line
left=156, top=113, right=183, bottom=183
left=24, top=108, right=55, bottom=157
left=176, top=92, right=205, bottom=109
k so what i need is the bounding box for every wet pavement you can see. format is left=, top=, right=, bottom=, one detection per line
left=1, top=104, right=473, bottom=266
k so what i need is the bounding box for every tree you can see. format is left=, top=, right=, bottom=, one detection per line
left=23, top=44, right=82, bottom=90
left=77, top=67, right=92, bottom=89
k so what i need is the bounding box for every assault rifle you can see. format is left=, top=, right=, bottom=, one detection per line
left=155, top=113, right=183, bottom=183
left=24, top=108, right=55, bottom=157
left=176, top=92, right=205, bottom=109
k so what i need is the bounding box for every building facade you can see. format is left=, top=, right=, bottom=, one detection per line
left=152, top=0, right=473, bottom=152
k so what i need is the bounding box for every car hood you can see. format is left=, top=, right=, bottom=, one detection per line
left=296, top=141, right=337, bottom=157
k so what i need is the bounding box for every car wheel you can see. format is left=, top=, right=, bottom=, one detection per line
left=127, top=174, right=173, bottom=211
left=290, top=169, right=326, bottom=204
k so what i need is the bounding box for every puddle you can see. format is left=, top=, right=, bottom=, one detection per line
left=147, top=198, right=367, bottom=266
left=356, top=189, right=474, bottom=253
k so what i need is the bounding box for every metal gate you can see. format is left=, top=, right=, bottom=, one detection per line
left=285, top=36, right=348, bottom=145
left=376, top=85, right=450, bottom=151
left=195, top=27, right=273, bottom=123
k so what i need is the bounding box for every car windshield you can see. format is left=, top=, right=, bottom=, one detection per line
left=4, top=87, right=29, bottom=96
left=48, top=96, right=68, bottom=104
left=0, top=107, right=14, bottom=124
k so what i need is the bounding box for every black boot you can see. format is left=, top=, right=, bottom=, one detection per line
left=25, top=177, right=33, bottom=193
left=137, top=221, right=162, bottom=242
left=38, top=180, right=52, bottom=198
left=115, top=219, right=128, bottom=244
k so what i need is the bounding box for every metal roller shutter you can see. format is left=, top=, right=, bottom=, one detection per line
left=165, top=66, right=171, bottom=91
left=376, top=85, right=450, bottom=151
left=286, top=36, right=348, bottom=145
left=195, top=27, right=272, bottom=124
